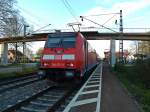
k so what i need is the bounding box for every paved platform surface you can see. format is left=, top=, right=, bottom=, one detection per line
left=101, top=63, right=140, bottom=112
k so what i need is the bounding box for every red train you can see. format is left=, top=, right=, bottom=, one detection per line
left=39, top=31, right=98, bottom=80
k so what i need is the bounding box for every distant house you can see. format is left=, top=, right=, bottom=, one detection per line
left=8, top=49, right=24, bottom=62
left=0, top=45, right=33, bottom=63
left=138, top=41, right=150, bottom=58
left=104, top=50, right=129, bottom=62
left=8, top=49, right=33, bottom=63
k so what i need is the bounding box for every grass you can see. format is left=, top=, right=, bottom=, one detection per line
left=115, top=65, right=150, bottom=112
left=0, top=67, right=38, bottom=80
left=0, top=63, right=23, bottom=68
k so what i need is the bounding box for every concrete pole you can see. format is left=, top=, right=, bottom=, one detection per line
left=110, top=39, right=116, bottom=67
left=23, top=24, right=29, bottom=63
left=1, top=43, right=8, bottom=65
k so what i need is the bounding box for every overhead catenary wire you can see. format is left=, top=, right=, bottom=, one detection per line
left=27, top=27, right=150, bottom=33
left=61, top=0, right=79, bottom=22
left=102, top=14, right=117, bottom=25
left=80, top=11, right=121, bottom=33
left=14, top=4, right=47, bottom=23
left=84, top=12, right=120, bottom=17
left=31, top=24, right=51, bottom=33
left=64, top=0, right=79, bottom=22
left=14, top=4, right=45, bottom=27
left=80, top=16, right=118, bottom=33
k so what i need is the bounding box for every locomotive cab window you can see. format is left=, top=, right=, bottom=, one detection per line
left=62, top=37, right=76, bottom=48
left=45, top=35, right=76, bottom=48
left=45, top=38, right=61, bottom=48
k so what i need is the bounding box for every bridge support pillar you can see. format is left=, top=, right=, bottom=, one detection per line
left=1, top=43, right=8, bottom=65
left=110, top=39, right=116, bottom=67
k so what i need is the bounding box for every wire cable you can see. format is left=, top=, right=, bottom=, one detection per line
left=84, top=12, right=120, bottom=17
left=31, top=24, right=51, bottom=33
left=14, top=4, right=45, bottom=27
left=102, top=14, right=117, bottom=25
left=80, top=16, right=118, bottom=33
left=61, top=0, right=79, bottom=22
left=14, top=4, right=46, bottom=22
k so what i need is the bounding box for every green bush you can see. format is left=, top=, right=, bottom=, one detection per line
left=116, top=59, right=150, bottom=112
left=134, top=59, right=150, bottom=88
left=142, top=91, right=150, bottom=112
left=114, top=63, right=126, bottom=72
left=0, top=67, right=38, bottom=80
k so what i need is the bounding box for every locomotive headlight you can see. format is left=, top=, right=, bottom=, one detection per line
left=43, top=62, right=50, bottom=66
left=70, top=63, right=74, bottom=67
left=66, top=62, right=74, bottom=67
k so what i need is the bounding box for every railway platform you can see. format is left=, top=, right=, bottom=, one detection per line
left=63, top=63, right=102, bottom=112
left=101, top=63, right=140, bottom=112
left=63, top=62, right=141, bottom=112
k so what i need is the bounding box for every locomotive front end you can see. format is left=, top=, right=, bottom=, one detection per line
left=40, top=32, right=78, bottom=79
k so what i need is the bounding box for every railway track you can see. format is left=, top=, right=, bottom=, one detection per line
left=55, top=90, right=78, bottom=112
left=0, top=79, right=52, bottom=112
left=0, top=74, right=40, bottom=93
left=0, top=66, right=99, bottom=112
left=2, top=82, right=79, bottom=112
left=0, top=74, right=37, bottom=86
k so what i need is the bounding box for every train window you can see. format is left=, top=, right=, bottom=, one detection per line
left=62, top=37, right=76, bottom=48
left=45, top=38, right=61, bottom=48
left=49, top=38, right=61, bottom=44
left=45, top=36, right=76, bottom=48
left=63, top=38, right=75, bottom=41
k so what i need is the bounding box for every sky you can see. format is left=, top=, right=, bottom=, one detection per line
left=16, top=0, right=150, bottom=57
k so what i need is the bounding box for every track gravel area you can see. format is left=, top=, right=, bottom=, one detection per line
left=0, top=80, right=50, bottom=112
left=0, top=77, right=38, bottom=93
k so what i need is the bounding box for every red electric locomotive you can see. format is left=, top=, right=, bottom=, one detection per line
left=39, top=31, right=98, bottom=80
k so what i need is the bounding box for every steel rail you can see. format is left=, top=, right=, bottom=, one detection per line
left=0, top=73, right=37, bottom=86
left=2, top=85, right=56, bottom=112
left=0, top=77, right=40, bottom=93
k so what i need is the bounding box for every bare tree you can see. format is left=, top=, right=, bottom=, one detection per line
left=36, top=47, right=43, bottom=56
left=0, top=0, right=33, bottom=63
left=138, top=41, right=150, bottom=58
left=0, top=0, right=17, bottom=36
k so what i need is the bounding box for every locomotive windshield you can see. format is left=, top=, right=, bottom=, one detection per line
left=45, top=35, right=76, bottom=48
left=62, top=37, right=75, bottom=48
left=45, top=38, right=61, bottom=48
